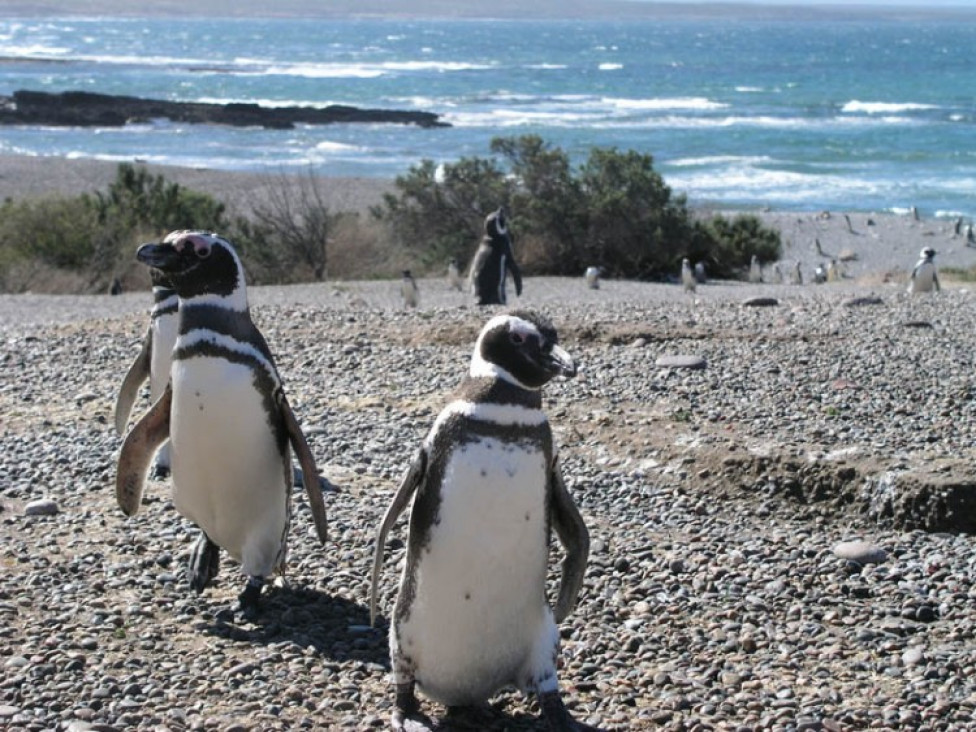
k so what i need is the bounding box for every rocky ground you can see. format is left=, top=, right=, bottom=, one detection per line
left=2, top=276, right=976, bottom=731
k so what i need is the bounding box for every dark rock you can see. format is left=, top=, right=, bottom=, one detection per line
left=0, top=89, right=449, bottom=130
left=742, top=297, right=779, bottom=307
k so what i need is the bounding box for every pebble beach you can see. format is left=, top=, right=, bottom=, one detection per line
left=3, top=156, right=976, bottom=731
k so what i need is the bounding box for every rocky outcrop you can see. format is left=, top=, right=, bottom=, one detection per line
left=0, top=89, right=449, bottom=129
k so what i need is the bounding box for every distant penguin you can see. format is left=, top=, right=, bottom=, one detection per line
left=109, top=277, right=124, bottom=296
left=967, top=224, right=975, bottom=247
left=694, top=261, right=707, bottom=284
left=585, top=266, right=600, bottom=290
left=813, top=264, right=827, bottom=284
left=826, top=259, right=839, bottom=283
left=681, top=258, right=696, bottom=292
left=115, top=230, right=329, bottom=617
left=814, top=238, right=825, bottom=257
left=114, top=268, right=178, bottom=479
left=909, top=247, right=940, bottom=293
left=791, top=261, right=803, bottom=285
left=748, top=255, right=762, bottom=284
left=401, top=269, right=420, bottom=308
left=447, top=258, right=463, bottom=291
left=370, top=310, right=592, bottom=732
left=772, top=263, right=783, bottom=284
left=468, top=207, right=523, bottom=306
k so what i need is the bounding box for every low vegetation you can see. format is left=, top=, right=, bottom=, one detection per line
left=0, top=136, right=781, bottom=294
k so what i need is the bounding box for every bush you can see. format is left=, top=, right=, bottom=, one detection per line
left=374, top=135, right=781, bottom=280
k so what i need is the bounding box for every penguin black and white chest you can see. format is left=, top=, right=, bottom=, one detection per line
left=115, top=230, right=328, bottom=615
left=909, top=247, right=940, bottom=293
left=469, top=207, right=523, bottom=306
left=370, top=310, right=593, bottom=731
left=114, top=268, right=179, bottom=477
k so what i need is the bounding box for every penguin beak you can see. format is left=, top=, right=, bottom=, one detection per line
left=136, top=242, right=180, bottom=271
left=545, top=343, right=577, bottom=379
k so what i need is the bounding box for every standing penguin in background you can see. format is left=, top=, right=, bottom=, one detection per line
left=115, top=230, right=328, bottom=618
left=681, top=258, right=696, bottom=292
left=370, top=310, right=595, bottom=732
left=909, top=247, right=941, bottom=293
left=447, top=257, right=463, bottom=291
left=468, top=207, right=523, bottom=306
left=748, top=254, right=762, bottom=283
left=401, top=269, right=420, bottom=308
left=114, top=268, right=179, bottom=479
left=584, top=266, right=601, bottom=290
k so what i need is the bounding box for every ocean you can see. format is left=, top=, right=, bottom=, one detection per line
left=1, top=13, right=975, bottom=218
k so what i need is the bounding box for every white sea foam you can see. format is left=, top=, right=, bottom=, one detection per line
left=842, top=100, right=938, bottom=114
left=598, top=63, right=623, bottom=71
left=606, top=96, right=728, bottom=112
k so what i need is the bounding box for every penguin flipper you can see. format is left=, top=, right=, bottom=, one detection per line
left=549, top=456, right=589, bottom=624
left=115, top=384, right=171, bottom=516
left=279, top=393, right=328, bottom=545
left=369, top=448, right=427, bottom=626
left=114, top=326, right=152, bottom=435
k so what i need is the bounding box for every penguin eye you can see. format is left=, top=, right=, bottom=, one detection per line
left=196, top=246, right=212, bottom=259
left=510, top=332, right=524, bottom=345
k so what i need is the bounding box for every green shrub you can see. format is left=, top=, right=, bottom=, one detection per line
left=374, top=135, right=781, bottom=281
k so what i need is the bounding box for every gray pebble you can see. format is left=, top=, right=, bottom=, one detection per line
left=655, top=354, right=706, bottom=370
left=833, top=540, right=887, bottom=564
left=24, top=498, right=59, bottom=516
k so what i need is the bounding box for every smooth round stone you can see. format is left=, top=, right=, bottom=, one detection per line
left=742, top=297, right=779, bottom=307
left=0, top=706, right=20, bottom=718
left=655, top=354, right=706, bottom=370
left=834, top=540, right=887, bottom=565
left=24, top=498, right=59, bottom=516
left=902, top=647, right=925, bottom=666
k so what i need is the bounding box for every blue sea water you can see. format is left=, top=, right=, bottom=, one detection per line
left=1, top=14, right=975, bottom=218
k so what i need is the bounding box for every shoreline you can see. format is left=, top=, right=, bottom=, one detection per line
left=2, top=153, right=975, bottom=282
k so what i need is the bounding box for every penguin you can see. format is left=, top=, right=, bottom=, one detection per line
left=584, top=266, right=600, bottom=290
left=369, top=310, right=593, bottom=732
left=748, top=255, right=762, bottom=284
left=401, top=269, right=420, bottom=308
left=826, top=259, right=839, bottom=283
left=115, top=230, right=328, bottom=617
left=694, top=261, right=707, bottom=284
left=909, top=247, right=940, bottom=293
left=468, top=207, right=523, bottom=306
left=681, top=258, right=696, bottom=292
left=813, top=264, right=827, bottom=284
left=447, top=258, right=463, bottom=291
left=114, top=268, right=179, bottom=479
left=792, top=261, right=803, bottom=285
left=771, top=263, right=783, bottom=284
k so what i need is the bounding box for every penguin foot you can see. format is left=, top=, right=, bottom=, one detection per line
left=237, top=576, right=264, bottom=621
left=188, top=535, right=220, bottom=594
left=392, top=682, right=436, bottom=732
left=538, top=691, right=604, bottom=732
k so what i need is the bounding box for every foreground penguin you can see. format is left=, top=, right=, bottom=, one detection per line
left=909, top=247, right=940, bottom=293
left=115, top=230, right=328, bottom=617
left=468, top=207, right=523, bottom=306
left=114, top=269, right=179, bottom=478
left=370, top=310, right=596, bottom=731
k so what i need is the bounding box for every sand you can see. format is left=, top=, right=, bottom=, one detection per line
left=2, top=153, right=975, bottom=285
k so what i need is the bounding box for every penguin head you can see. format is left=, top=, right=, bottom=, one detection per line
left=137, top=231, right=244, bottom=303
left=484, top=207, right=509, bottom=241
left=920, top=247, right=936, bottom=261
left=470, top=310, right=577, bottom=390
